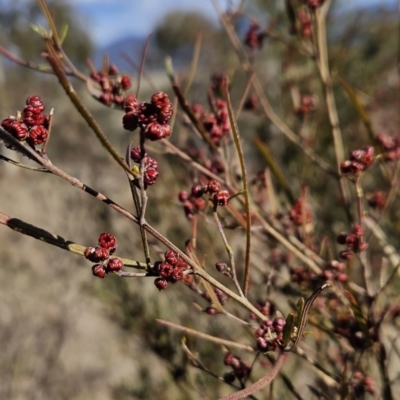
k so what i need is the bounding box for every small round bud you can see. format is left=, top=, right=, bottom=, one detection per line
left=273, top=317, right=286, bottom=333
left=224, top=353, right=236, bottom=366
left=158, top=262, right=173, bottom=279
left=339, top=250, right=353, bottom=261
left=28, top=125, right=48, bottom=146
left=154, top=277, right=168, bottom=291
left=143, top=167, right=159, bottom=186
left=205, top=306, right=217, bottom=315
left=223, top=372, right=236, bottom=383
left=85, top=246, right=109, bottom=262
left=323, top=270, right=334, bottom=281
left=98, top=232, right=117, bottom=253
left=234, top=363, right=251, bottom=379
left=207, top=180, right=221, bottom=194
left=352, top=225, right=364, bottom=237
left=336, top=272, right=348, bottom=283
left=192, top=197, right=206, bottom=211
left=108, top=64, right=119, bottom=75
left=358, top=241, right=369, bottom=252
left=337, top=232, right=348, bottom=245
left=26, top=96, right=45, bottom=113
left=256, top=337, right=268, bottom=351
left=215, top=262, right=228, bottom=272
left=120, top=75, right=132, bottom=90
left=92, top=264, right=107, bottom=278
left=191, top=184, right=205, bottom=198
left=130, top=146, right=146, bottom=163
left=123, top=111, right=139, bottom=131
left=346, top=234, right=357, bottom=249
left=170, top=266, right=184, bottom=282
left=178, top=190, right=189, bottom=202
left=106, top=257, right=123, bottom=272
left=124, top=94, right=140, bottom=114
left=213, top=190, right=230, bottom=206
left=164, top=250, right=179, bottom=266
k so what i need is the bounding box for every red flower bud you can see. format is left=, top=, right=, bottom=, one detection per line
left=106, top=257, right=123, bottom=272
left=92, top=264, right=107, bottom=278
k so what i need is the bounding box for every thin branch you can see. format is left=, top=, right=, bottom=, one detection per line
left=222, top=78, right=252, bottom=296
left=184, top=33, right=202, bottom=94
left=156, top=319, right=255, bottom=352
left=136, top=34, right=152, bottom=98
left=213, top=208, right=244, bottom=297
left=0, top=154, right=49, bottom=172
left=219, top=352, right=288, bottom=400
left=1, top=125, right=267, bottom=320
left=314, top=5, right=352, bottom=220
left=45, top=54, right=134, bottom=176
left=0, top=211, right=147, bottom=269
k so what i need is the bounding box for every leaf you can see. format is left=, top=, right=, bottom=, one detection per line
left=59, top=23, right=69, bottom=44
left=29, top=23, right=48, bottom=38
left=283, top=313, right=295, bottom=347
left=294, top=297, right=305, bottom=328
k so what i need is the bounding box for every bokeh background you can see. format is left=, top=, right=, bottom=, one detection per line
left=0, top=0, right=399, bottom=399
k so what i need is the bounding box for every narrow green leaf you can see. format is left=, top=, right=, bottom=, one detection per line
left=59, top=23, right=69, bottom=44
left=29, top=23, right=48, bottom=37
left=294, top=297, right=305, bottom=328
left=283, top=313, right=295, bottom=347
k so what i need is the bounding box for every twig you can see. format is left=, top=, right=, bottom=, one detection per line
left=222, top=78, right=252, bottom=296
left=0, top=211, right=147, bottom=269
left=136, top=33, right=152, bottom=98
left=213, top=208, right=244, bottom=297
left=314, top=4, right=352, bottom=221
left=219, top=352, right=288, bottom=400
left=45, top=54, right=134, bottom=176
left=156, top=319, right=255, bottom=351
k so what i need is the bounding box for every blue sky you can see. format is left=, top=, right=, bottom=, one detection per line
left=72, top=0, right=397, bottom=46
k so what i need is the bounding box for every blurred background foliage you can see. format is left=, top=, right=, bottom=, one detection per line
left=0, top=0, right=399, bottom=399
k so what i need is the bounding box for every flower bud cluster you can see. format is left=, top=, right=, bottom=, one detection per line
left=249, top=301, right=272, bottom=320
left=340, top=146, right=375, bottom=175
left=90, top=64, right=132, bottom=108
left=322, top=260, right=348, bottom=283
left=290, top=265, right=319, bottom=287
left=296, top=94, right=317, bottom=116
left=255, top=317, right=287, bottom=352
left=84, top=233, right=123, bottom=278
left=123, top=92, right=173, bottom=141
left=289, top=197, right=313, bottom=225
left=244, top=22, right=265, bottom=50
left=153, top=250, right=189, bottom=291
left=178, top=180, right=230, bottom=220
left=351, top=371, right=376, bottom=396
left=376, top=132, right=400, bottom=161
left=193, top=99, right=230, bottom=147
left=298, top=11, right=312, bottom=38
left=367, top=190, right=386, bottom=210
left=337, top=225, right=368, bottom=260
left=1, top=96, right=49, bottom=146
left=130, top=146, right=159, bottom=187
left=202, top=287, right=228, bottom=306
left=291, top=261, right=348, bottom=287
left=223, top=353, right=251, bottom=382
